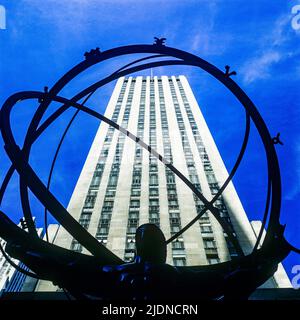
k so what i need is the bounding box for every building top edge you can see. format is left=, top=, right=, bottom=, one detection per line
left=120, top=75, right=187, bottom=80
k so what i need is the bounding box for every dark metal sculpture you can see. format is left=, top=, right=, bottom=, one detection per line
left=0, top=39, right=299, bottom=300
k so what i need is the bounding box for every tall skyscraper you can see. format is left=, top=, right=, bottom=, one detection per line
left=36, top=75, right=291, bottom=291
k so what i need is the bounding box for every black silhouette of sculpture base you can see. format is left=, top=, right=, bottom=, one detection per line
left=0, top=211, right=291, bottom=301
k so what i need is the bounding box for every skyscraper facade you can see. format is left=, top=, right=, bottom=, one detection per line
left=35, top=75, right=291, bottom=291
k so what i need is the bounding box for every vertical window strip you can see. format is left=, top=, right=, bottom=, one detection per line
left=124, top=79, right=146, bottom=262
left=158, top=79, right=186, bottom=265
left=94, top=80, right=136, bottom=245
left=148, top=79, right=160, bottom=227
left=70, top=80, right=127, bottom=252
left=170, top=78, right=220, bottom=264
left=176, top=79, right=237, bottom=259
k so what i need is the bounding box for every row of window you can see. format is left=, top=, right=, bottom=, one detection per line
left=124, top=81, right=147, bottom=261
left=148, top=80, right=160, bottom=228
left=70, top=80, right=129, bottom=252
left=170, top=78, right=220, bottom=265
left=176, top=79, right=236, bottom=261
left=95, top=80, right=136, bottom=245
left=158, top=80, right=186, bottom=264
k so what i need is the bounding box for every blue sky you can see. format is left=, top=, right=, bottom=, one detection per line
left=0, top=0, right=299, bottom=282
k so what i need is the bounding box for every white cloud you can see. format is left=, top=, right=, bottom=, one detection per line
left=241, top=51, right=282, bottom=84
left=268, top=15, right=290, bottom=46
left=191, top=34, right=201, bottom=52
left=188, top=3, right=233, bottom=57
left=240, top=14, right=298, bottom=84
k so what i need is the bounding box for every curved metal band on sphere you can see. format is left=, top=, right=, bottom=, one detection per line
left=0, top=43, right=283, bottom=273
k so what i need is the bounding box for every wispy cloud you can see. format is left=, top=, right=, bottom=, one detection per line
left=188, top=1, right=233, bottom=57
left=241, top=51, right=282, bottom=84
left=268, top=15, right=291, bottom=46
left=240, top=14, right=298, bottom=84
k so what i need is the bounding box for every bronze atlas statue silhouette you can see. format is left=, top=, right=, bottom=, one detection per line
left=0, top=38, right=299, bottom=300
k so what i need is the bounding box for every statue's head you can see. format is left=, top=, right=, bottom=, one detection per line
left=135, top=223, right=166, bottom=264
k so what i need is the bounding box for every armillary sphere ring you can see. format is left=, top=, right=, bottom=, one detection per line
left=0, top=40, right=297, bottom=280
